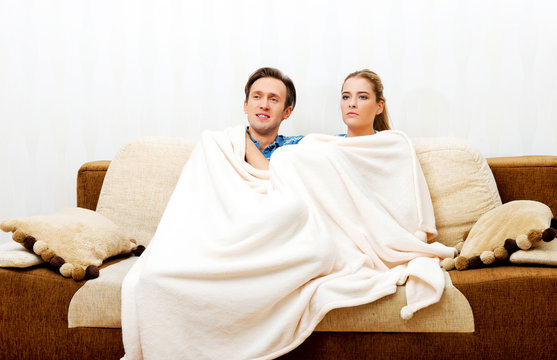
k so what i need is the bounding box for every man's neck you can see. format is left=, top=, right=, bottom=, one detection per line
left=249, top=128, right=278, bottom=150
left=256, top=136, right=276, bottom=151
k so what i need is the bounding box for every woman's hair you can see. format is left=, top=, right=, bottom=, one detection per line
left=245, top=67, right=296, bottom=110
left=343, top=69, right=391, bottom=131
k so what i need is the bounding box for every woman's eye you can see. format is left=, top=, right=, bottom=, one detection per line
left=359, top=95, right=368, bottom=100
left=342, top=95, right=349, bottom=100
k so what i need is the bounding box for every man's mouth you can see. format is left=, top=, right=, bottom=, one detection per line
left=257, top=114, right=270, bottom=119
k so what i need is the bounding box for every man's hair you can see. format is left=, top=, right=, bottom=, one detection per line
left=244, top=67, right=296, bottom=110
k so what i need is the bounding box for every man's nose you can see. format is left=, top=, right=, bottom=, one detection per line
left=259, top=98, right=270, bottom=109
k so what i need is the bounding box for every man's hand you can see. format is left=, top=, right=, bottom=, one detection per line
left=245, top=132, right=270, bottom=170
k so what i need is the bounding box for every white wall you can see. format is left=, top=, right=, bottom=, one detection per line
left=1, top=0, right=556, bottom=243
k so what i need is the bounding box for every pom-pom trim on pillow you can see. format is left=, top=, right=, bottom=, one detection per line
left=441, top=200, right=556, bottom=271
left=443, top=225, right=556, bottom=271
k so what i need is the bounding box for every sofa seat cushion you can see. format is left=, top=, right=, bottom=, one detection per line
left=69, top=263, right=474, bottom=333
left=68, top=256, right=138, bottom=328
left=315, top=272, right=473, bottom=333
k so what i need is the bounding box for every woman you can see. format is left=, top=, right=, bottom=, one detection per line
left=338, top=69, right=435, bottom=242
left=340, top=69, right=390, bottom=136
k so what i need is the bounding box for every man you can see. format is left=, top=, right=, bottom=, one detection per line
left=243, top=67, right=303, bottom=169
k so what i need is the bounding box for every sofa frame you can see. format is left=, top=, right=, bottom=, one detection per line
left=1, top=156, right=556, bottom=360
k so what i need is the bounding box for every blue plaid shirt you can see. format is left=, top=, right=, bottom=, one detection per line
left=246, top=127, right=304, bottom=159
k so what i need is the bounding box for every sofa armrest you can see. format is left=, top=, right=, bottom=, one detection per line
left=77, top=161, right=111, bottom=210
left=487, top=155, right=557, bottom=215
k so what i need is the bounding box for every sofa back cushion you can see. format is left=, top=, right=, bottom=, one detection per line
left=96, top=136, right=500, bottom=248
left=413, top=138, right=502, bottom=247
left=96, top=137, right=195, bottom=246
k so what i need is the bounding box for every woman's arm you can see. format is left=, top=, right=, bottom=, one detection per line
left=245, top=132, right=270, bottom=170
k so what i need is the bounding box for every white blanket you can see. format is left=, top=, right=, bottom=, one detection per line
left=121, top=126, right=456, bottom=360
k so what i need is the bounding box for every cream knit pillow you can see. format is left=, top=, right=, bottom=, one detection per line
left=413, top=138, right=502, bottom=247
left=511, top=240, right=557, bottom=265
left=440, top=200, right=556, bottom=271
left=0, top=242, right=42, bottom=268
left=0, top=207, right=139, bottom=280
left=96, top=137, right=196, bottom=247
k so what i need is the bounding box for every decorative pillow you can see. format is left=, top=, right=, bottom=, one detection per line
left=510, top=239, right=557, bottom=266
left=441, top=200, right=556, bottom=270
left=0, top=242, right=42, bottom=268
left=412, top=138, right=502, bottom=247
left=0, top=207, right=144, bottom=280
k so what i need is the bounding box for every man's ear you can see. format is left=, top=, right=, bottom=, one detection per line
left=244, top=100, right=248, bottom=114
left=282, top=106, right=292, bottom=120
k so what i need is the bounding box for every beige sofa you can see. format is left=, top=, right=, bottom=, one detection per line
left=1, top=137, right=556, bottom=360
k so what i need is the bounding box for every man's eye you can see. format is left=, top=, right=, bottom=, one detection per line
left=253, top=95, right=259, bottom=99
left=271, top=98, right=277, bottom=102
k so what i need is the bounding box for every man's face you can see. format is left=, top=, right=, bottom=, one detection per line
left=244, top=77, right=292, bottom=138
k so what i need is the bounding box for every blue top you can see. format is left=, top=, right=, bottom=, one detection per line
left=246, top=127, right=304, bottom=159
left=337, top=130, right=378, bottom=137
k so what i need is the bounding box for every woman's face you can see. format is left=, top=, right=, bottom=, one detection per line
left=341, top=77, right=384, bottom=136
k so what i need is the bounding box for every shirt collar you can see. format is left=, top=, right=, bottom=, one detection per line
left=246, top=126, right=283, bottom=150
